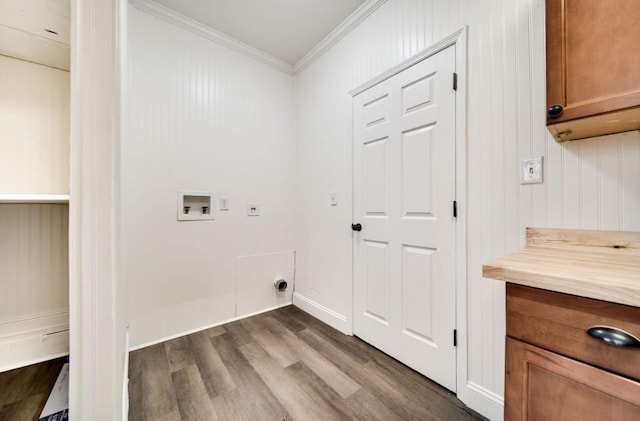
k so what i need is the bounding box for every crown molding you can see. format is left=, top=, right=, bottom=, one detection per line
left=129, top=0, right=294, bottom=75
left=294, top=0, right=388, bottom=74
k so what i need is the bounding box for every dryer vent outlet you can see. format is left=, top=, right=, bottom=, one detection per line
left=274, top=279, right=287, bottom=292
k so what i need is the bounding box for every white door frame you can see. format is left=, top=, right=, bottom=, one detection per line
left=349, top=28, right=468, bottom=399
left=69, top=0, right=127, bottom=419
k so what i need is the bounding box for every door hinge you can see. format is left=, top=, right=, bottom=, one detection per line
left=453, top=200, right=457, bottom=218
left=453, top=329, right=457, bottom=347
left=453, top=72, right=458, bottom=91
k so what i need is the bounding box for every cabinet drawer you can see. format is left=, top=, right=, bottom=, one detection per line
left=505, top=337, right=640, bottom=421
left=506, top=284, right=640, bottom=380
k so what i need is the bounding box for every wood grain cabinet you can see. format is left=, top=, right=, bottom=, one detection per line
left=504, top=284, right=640, bottom=420
left=546, top=0, right=640, bottom=142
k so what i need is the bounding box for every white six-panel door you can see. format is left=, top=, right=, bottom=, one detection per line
left=353, top=45, right=457, bottom=391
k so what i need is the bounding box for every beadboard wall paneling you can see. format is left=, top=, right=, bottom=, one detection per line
left=0, top=55, right=70, bottom=195
left=0, top=204, right=69, bottom=323
left=125, top=7, right=296, bottom=348
left=293, top=0, right=640, bottom=418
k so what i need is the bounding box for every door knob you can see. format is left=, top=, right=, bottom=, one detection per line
left=351, top=223, right=362, bottom=232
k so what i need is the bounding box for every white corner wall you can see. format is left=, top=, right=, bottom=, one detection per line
left=293, top=0, right=640, bottom=419
left=0, top=55, right=70, bottom=194
left=125, top=6, right=296, bottom=349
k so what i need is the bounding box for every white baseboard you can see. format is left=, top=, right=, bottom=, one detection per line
left=292, top=292, right=351, bottom=335
left=0, top=311, right=69, bottom=372
left=129, top=302, right=292, bottom=351
left=464, top=381, right=504, bottom=421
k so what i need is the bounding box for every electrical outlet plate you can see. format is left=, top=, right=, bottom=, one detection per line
left=247, top=203, right=260, bottom=216
left=521, top=157, right=543, bottom=184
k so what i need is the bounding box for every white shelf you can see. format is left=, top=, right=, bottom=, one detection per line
left=0, top=194, right=70, bottom=204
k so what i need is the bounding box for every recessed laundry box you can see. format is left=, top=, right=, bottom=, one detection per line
left=177, top=191, right=214, bottom=221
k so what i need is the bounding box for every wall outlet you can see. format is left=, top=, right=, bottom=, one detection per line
left=247, top=203, right=260, bottom=216
left=219, top=196, right=229, bottom=211
left=521, top=157, right=543, bottom=184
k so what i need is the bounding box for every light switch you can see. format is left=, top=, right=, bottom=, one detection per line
left=330, top=192, right=338, bottom=206
left=247, top=203, right=260, bottom=216
left=219, top=196, right=230, bottom=211
left=521, top=157, right=543, bottom=184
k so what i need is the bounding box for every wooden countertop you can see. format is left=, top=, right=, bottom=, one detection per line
left=482, top=228, right=640, bottom=307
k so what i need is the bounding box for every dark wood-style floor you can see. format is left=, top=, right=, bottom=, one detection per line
left=0, top=357, right=65, bottom=421
left=129, top=305, right=486, bottom=421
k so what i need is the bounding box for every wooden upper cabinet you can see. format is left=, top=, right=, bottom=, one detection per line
left=546, top=0, right=640, bottom=142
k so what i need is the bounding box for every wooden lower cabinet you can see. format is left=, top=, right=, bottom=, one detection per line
left=505, top=284, right=640, bottom=420
left=505, top=338, right=640, bottom=420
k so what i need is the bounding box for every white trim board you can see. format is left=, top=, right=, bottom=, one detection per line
left=0, top=194, right=69, bottom=203
left=0, top=311, right=69, bottom=372
left=123, top=328, right=130, bottom=421
left=69, top=0, right=125, bottom=418
left=350, top=29, right=465, bottom=96
left=292, top=293, right=351, bottom=335
left=465, top=382, right=504, bottom=421
left=129, top=302, right=292, bottom=352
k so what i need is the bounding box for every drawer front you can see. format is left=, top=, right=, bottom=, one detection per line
left=507, top=284, right=640, bottom=380
left=505, top=337, right=640, bottom=421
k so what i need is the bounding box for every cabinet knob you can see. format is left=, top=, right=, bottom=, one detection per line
left=548, top=104, right=564, bottom=117
left=351, top=223, right=362, bottom=232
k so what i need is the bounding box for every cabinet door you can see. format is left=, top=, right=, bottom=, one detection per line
left=505, top=338, right=640, bottom=421
left=546, top=0, right=640, bottom=125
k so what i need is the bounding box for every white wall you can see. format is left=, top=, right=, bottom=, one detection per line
left=0, top=55, right=70, bottom=371
left=0, top=55, right=70, bottom=194
left=124, top=0, right=640, bottom=417
left=125, top=6, right=296, bottom=348
left=293, top=0, right=640, bottom=419
left=0, top=204, right=68, bottom=323
left=0, top=204, right=69, bottom=371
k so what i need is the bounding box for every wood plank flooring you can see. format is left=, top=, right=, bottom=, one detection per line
left=129, top=306, right=487, bottom=421
left=0, top=357, right=66, bottom=421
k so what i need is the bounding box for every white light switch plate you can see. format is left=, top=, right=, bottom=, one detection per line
left=330, top=192, right=338, bottom=206
left=219, top=196, right=229, bottom=211
left=247, top=203, right=260, bottom=216
left=521, top=157, right=543, bottom=184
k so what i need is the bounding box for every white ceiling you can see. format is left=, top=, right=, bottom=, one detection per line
left=0, top=0, right=368, bottom=71
left=152, top=0, right=367, bottom=65
left=0, top=0, right=70, bottom=70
